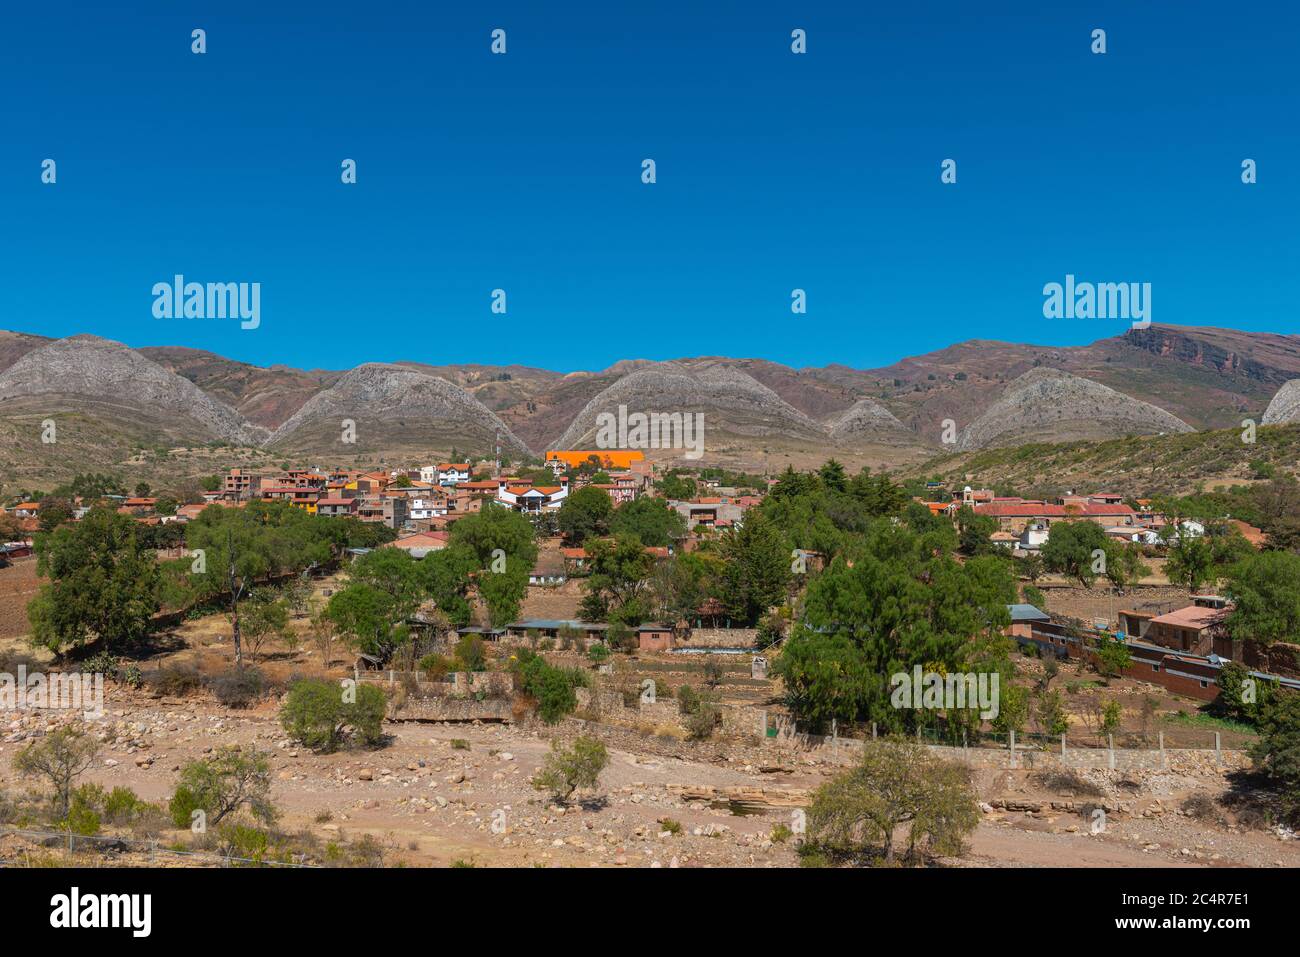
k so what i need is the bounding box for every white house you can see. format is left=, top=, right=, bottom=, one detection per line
left=1019, top=523, right=1050, bottom=550
left=496, top=479, right=569, bottom=514
left=436, top=463, right=471, bottom=486
left=407, top=497, right=449, bottom=521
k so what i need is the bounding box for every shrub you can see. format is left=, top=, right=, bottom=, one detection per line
left=1181, top=792, right=1219, bottom=821
left=149, top=664, right=204, bottom=697
left=168, top=786, right=204, bottom=830
left=451, top=739, right=470, bottom=751
left=685, top=699, right=722, bottom=740
left=210, top=666, right=266, bottom=709
left=1029, top=767, right=1106, bottom=798
left=102, top=786, right=151, bottom=824
left=771, top=823, right=793, bottom=843
left=280, top=678, right=387, bottom=752
left=418, top=653, right=452, bottom=681
left=658, top=818, right=682, bottom=835
left=453, top=634, right=487, bottom=672
left=587, top=643, right=611, bottom=665
left=169, top=746, right=277, bottom=829
left=511, top=649, right=586, bottom=724
left=65, top=800, right=101, bottom=836
left=81, top=650, right=119, bottom=678
left=13, top=723, right=100, bottom=818
left=531, top=736, right=608, bottom=803
left=218, top=822, right=270, bottom=863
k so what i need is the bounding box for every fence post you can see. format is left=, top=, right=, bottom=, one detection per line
left=872, top=722, right=877, bottom=740
left=1060, top=733, right=1066, bottom=765
left=1215, top=731, right=1222, bottom=767
left=757, top=709, right=766, bottom=738
left=963, top=729, right=968, bottom=759
left=1009, top=730, right=1016, bottom=769
left=1159, top=731, right=1165, bottom=769
left=1108, top=734, right=1115, bottom=770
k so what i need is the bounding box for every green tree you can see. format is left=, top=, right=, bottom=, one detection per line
left=608, top=496, right=686, bottom=547
left=990, top=683, right=1029, bottom=735
left=1213, top=661, right=1273, bottom=725
left=238, top=588, right=292, bottom=661
left=955, top=506, right=998, bottom=556
left=1250, top=692, right=1300, bottom=823
left=1041, top=520, right=1111, bottom=588
left=168, top=746, right=277, bottom=828
left=818, top=460, right=848, bottom=492
left=1166, top=535, right=1214, bottom=593
left=326, top=582, right=401, bottom=658
left=776, top=521, right=1015, bottom=734
left=1035, top=689, right=1069, bottom=736
left=37, top=498, right=74, bottom=533
left=579, top=537, right=654, bottom=625
left=186, top=501, right=334, bottom=665
left=657, top=472, right=698, bottom=500
left=28, top=507, right=162, bottom=656
left=279, top=678, right=387, bottom=751
left=1105, top=543, right=1151, bottom=592
left=557, top=485, right=613, bottom=544
left=445, top=506, right=537, bottom=627
left=719, top=513, right=791, bottom=624
left=1225, top=551, right=1300, bottom=649
left=531, top=736, right=608, bottom=803
left=14, top=724, right=100, bottom=819
left=1095, top=635, right=1132, bottom=680
left=1100, top=699, right=1123, bottom=737
left=804, top=738, right=979, bottom=865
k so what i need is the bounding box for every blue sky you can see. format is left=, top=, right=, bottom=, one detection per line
left=1, top=1, right=1295, bottom=372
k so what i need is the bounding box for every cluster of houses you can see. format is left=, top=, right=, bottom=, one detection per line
left=0, top=450, right=769, bottom=580
left=922, top=486, right=1265, bottom=553
left=209, top=452, right=659, bottom=530
left=1008, top=595, right=1300, bottom=702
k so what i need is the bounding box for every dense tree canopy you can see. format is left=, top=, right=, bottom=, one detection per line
left=28, top=507, right=162, bottom=656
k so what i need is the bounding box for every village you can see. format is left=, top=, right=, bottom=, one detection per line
left=2, top=449, right=1299, bottom=871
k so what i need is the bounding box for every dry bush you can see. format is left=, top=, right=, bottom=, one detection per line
left=1181, top=792, right=1220, bottom=822
left=1029, top=767, right=1106, bottom=798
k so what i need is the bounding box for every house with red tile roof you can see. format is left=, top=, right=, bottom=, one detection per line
left=383, top=530, right=449, bottom=558
left=973, top=498, right=1136, bottom=533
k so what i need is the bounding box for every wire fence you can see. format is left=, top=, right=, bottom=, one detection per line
left=763, top=715, right=1253, bottom=753
left=0, top=825, right=318, bottom=868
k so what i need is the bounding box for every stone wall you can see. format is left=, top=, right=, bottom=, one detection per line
left=388, top=697, right=514, bottom=722
left=679, top=627, right=758, bottom=648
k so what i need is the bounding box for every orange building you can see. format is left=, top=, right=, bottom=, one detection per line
left=546, top=450, right=646, bottom=471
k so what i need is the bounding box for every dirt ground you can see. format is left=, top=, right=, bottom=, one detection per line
left=0, top=576, right=1295, bottom=869
left=0, top=559, right=39, bottom=642
left=2, top=684, right=1297, bottom=869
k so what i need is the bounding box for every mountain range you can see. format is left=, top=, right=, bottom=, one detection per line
left=2, top=324, right=1300, bottom=485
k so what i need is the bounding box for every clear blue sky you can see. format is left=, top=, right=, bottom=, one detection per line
left=1, top=1, right=1295, bottom=372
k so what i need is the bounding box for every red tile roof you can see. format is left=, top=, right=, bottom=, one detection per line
left=974, top=502, right=1135, bottom=518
